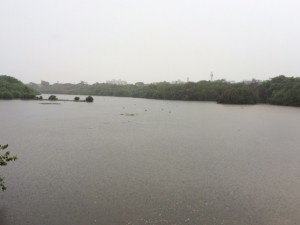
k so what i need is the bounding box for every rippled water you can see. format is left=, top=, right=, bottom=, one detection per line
left=0, top=96, right=300, bottom=225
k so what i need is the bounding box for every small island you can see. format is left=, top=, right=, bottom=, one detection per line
left=43, top=95, right=94, bottom=103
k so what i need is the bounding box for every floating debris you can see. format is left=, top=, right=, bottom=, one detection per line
left=120, top=113, right=136, bottom=116
left=39, top=102, right=61, bottom=105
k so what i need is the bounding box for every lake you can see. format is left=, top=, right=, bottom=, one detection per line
left=1, top=96, right=300, bottom=225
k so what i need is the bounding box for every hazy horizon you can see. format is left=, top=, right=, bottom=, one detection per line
left=1, top=0, right=299, bottom=84
left=20, top=74, right=291, bottom=85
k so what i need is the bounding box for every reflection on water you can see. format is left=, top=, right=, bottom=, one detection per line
left=0, top=96, right=300, bottom=225
left=0, top=207, right=7, bottom=225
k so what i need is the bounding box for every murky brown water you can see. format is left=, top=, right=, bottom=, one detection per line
left=1, top=96, right=300, bottom=225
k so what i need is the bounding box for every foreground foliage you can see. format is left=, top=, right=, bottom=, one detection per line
left=0, top=144, right=17, bottom=191
left=27, top=75, right=300, bottom=106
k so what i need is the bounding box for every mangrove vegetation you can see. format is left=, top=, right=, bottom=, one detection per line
left=1, top=74, right=299, bottom=106
left=27, top=75, right=300, bottom=106
left=0, top=75, right=37, bottom=99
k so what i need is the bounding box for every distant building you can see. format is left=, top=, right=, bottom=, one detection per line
left=171, top=79, right=185, bottom=84
left=135, top=82, right=145, bottom=86
left=41, top=80, right=50, bottom=87
left=243, top=79, right=260, bottom=84
left=106, top=79, right=127, bottom=85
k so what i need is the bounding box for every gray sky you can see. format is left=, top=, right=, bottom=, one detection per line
left=1, top=0, right=299, bottom=84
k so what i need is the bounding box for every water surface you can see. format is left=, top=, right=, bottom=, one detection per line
left=0, top=96, right=300, bottom=225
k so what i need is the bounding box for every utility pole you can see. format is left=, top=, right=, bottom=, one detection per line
left=210, top=72, right=214, bottom=81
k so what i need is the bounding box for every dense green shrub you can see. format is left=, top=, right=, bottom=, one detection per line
left=0, top=75, right=37, bottom=100
left=217, top=88, right=256, bottom=104
left=1, top=91, right=13, bottom=99
left=86, top=96, right=94, bottom=102
left=48, top=95, right=58, bottom=100
left=268, top=89, right=300, bottom=106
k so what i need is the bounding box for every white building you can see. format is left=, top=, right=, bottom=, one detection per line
left=106, top=79, right=127, bottom=85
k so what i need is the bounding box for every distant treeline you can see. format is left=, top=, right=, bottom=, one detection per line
left=27, top=75, right=300, bottom=106
left=0, top=75, right=37, bottom=99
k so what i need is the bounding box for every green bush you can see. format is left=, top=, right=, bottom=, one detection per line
left=74, top=96, right=80, bottom=101
left=48, top=95, right=58, bottom=101
left=86, top=96, right=94, bottom=102
left=21, top=94, right=35, bottom=99
left=0, top=75, right=37, bottom=100
left=1, top=91, right=13, bottom=99
left=217, top=88, right=256, bottom=104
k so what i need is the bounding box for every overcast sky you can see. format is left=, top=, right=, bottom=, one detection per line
left=0, top=0, right=299, bottom=84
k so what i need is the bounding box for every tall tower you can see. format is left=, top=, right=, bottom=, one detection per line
left=210, top=72, right=214, bottom=81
